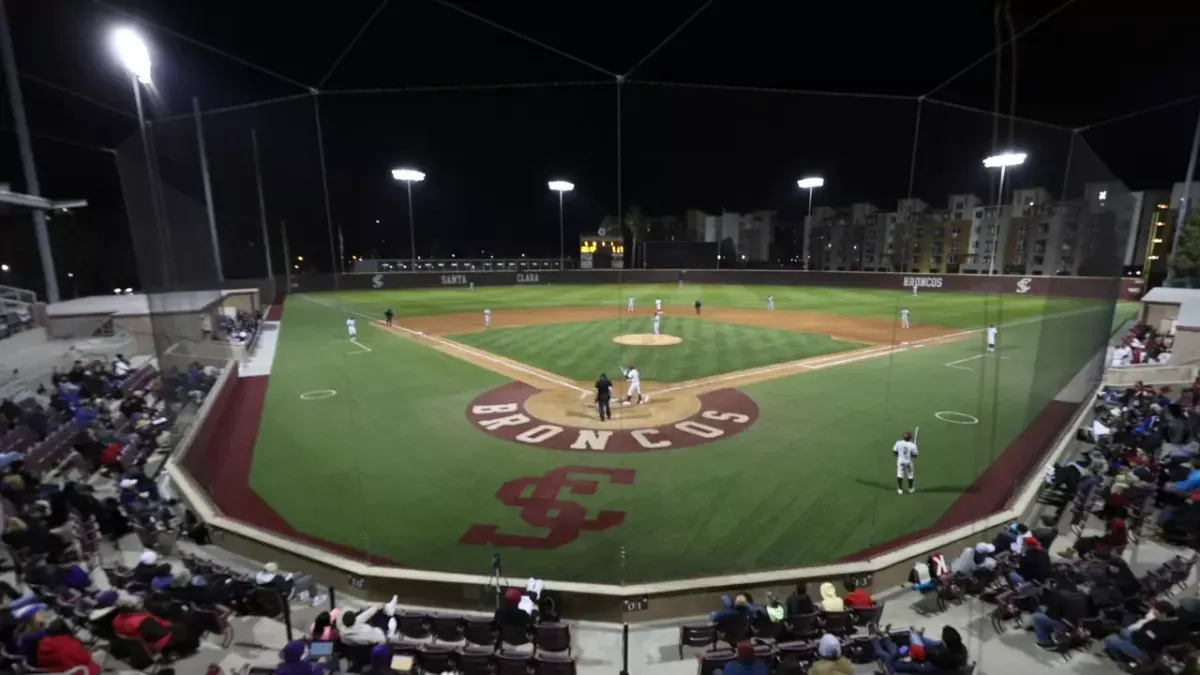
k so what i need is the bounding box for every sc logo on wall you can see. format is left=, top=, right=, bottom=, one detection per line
left=1015, top=277, right=1032, bottom=294
left=372, top=274, right=384, bottom=289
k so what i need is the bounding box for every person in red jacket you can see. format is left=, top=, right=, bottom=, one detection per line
left=35, top=619, right=101, bottom=675
left=841, top=578, right=874, bottom=610
left=111, top=596, right=198, bottom=657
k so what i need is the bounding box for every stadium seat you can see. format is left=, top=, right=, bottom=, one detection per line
left=464, top=616, right=497, bottom=648
left=495, top=650, right=532, bottom=675
left=416, top=643, right=456, bottom=673
left=398, top=612, right=432, bottom=641
left=455, top=645, right=494, bottom=675
left=533, top=622, right=571, bottom=655
left=533, top=651, right=576, bottom=675
left=677, top=623, right=717, bottom=659
left=698, top=649, right=735, bottom=675
left=430, top=613, right=465, bottom=643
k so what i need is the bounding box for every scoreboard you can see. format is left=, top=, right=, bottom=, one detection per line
left=580, top=230, right=624, bottom=269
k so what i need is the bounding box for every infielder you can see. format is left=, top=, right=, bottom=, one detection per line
left=484, top=308, right=492, bottom=328
left=767, top=295, right=775, bottom=311
left=912, top=283, right=919, bottom=297
left=346, top=317, right=357, bottom=338
left=627, top=296, right=635, bottom=312
left=900, top=308, right=910, bottom=329
left=470, top=282, right=475, bottom=292
left=893, top=430, right=918, bottom=494
left=654, top=298, right=662, bottom=313
left=652, top=310, right=662, bottom=336
left=987, top=324, right=998, bottom=352
left=620, top=364, right=646, bottom=405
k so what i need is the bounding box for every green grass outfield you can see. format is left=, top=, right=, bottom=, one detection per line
left=247, top=284, right=1136, bottom=583
left=451, top=318, right=865, bottom=382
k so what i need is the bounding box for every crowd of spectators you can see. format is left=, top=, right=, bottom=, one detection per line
left=212, top=309, right=263, bottom=346
left=1111, top=323, right=1173, bottom=367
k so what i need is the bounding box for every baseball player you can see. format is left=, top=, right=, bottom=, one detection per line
left=620, top=364, right=646, bottom=405
left=484, top=308, right=492, bottom=328
left=652, top=310, right=662, bottom=336
left=346, top=316, right=357, bottom=338
left=627, top=296, right=635, bottom=312
left=654, top=298, right=662, bottom=313
left=384, top=308, right=394, bottom=326
left=900, top=308, right=910, bottom=330
left=912, top=283, right=919, bottom=297
left=987, top=324, right=998, bottom=352
left=469, top=282, right=475, bottom=292
left=767, top=295, right=775, bottom=311
left=694, top=299, right=702, bottom=315
left=893, top=430, right=918, bottom=494
left=595, top=373, right=613, bottom=421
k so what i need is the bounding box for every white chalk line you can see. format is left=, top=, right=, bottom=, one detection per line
left=349, top=338, right=372, bottom=353
left=297, top=295, right=587, bottom=393
left=944, top=353, right=1011, bottom=371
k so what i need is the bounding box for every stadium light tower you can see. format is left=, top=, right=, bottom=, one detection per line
left=391, top=168, right=425, bottom=272
left=548, top=180, right=574, bottom=270
left=982, top=152, right=1027, bottom=275
left=797, top=176, right=824, bottom=216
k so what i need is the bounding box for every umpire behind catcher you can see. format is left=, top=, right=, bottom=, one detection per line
left=595, top=373, right=613, bottom=421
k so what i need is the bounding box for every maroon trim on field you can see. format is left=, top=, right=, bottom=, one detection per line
left=188, top=374, right=401, bottom=565
left=265, top=304, right=283, bottom=321
left=466, top=382, right=760, bottom=452
left=838, top=400, right=1077, bottom=562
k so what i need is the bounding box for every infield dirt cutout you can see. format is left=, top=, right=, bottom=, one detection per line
left=612, top=333, right=682, bottom=346
left=374, top=306, right=966, bottom=451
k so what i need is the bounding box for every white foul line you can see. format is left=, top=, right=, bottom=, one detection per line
left=350, top=338, right=372, bottom=353
left=944, top=354, right=983, bottom=371
left=299, top=295, right=587, bottom=393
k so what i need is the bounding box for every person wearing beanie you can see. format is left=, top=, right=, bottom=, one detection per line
left=808, top=633, right=852, bottom=674
left=361, top=644, right=397, bottom=675
left=276, top=640, right=324, bottom=675
left=133, top=550, right=159, bottom=583
left=721, top=640, right=766, bottom=675
left=495, top=587, right=532, bottom=639
left=786, top=583, right=816, bottom=618
left=710, top=593, right=757, bottom=637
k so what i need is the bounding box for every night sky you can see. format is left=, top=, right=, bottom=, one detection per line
left=0, top=0, right=1197, bottom=295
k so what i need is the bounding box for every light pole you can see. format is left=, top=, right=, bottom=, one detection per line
left=797, top=177, right=824, bottom=269
left=548, top=180, right=574, bottom=270
left=797, top=176, right=825, bottom=216
left=113, top=28, right=170, bottom=290
left=982, top=152, right=1027, bottom=275
left=391, top=168, right=425, bottom=272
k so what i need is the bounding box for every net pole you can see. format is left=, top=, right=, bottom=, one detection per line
left=251, top=129, right=274, bottom=279
left=192, top=97, right=224, bottom=281
left=311, top=92, right=340, bottom=288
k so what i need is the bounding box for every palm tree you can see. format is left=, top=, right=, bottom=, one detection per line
left=624, top=205, right=649, bottom=269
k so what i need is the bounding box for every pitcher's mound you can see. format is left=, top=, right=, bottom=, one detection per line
left=612, top=334, right=682, bottom=346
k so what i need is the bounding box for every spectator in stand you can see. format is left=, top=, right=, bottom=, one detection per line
left=133, top=550, right=160, bottom=583
left=818, top=583, right=844, bottom=612
left=111, top=595, right=198, bottom=657
left=809, top=633, right=853, bottom=675
left=496, top=588, right=533, bottom=637
left=1061, top=518, right=1127, bottom=559
left=276, top=639, right=325, bottom=675
left=842, top=579, right=873, bottom=610
left=335, top=606, right=387, bottom=646
left=1029, top=577, right=1088, bottom=649
left=1104, top=601, right=1181, bottom=666
left=360, top=645, right=396, bottom=675
left=1010, top=536, right=1051, bottom=585
left=786, top=583, right=816, bottom=617
left=34, top=619, right=100, bottom=675
left=722, top=640, right=767, bottom=675
left=310, top=611, right=338, bottom=641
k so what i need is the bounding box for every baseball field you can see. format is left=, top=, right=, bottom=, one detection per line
left=210, top=283, right=1135, bottom=584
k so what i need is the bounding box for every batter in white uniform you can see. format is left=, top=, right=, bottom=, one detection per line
left=484, top=309, right=492, bottom=328
left=987, top=325, right=998, bottom=352
left=620, top=364, right=646, bottom=405
left=346, top=317, right=357, bottom=338
left=900, top=308, right=910, bottom=329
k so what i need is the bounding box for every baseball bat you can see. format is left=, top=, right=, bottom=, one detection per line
left=913, top=426, right=920, bottom=442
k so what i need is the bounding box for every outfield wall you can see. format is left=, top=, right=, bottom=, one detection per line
left=287, top=269, right=1143, bottom=301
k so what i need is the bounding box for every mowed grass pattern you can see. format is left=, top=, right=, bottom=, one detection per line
left=448, top=317, right=864, bottom=382
left=246, top=285, right=1138, bottom=583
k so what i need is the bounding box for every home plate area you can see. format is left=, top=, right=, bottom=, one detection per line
left=466, top=381, right=760, bottom=452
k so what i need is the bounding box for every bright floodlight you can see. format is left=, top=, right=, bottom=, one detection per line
left=983, top=152, right=1027, bottom=168
left=113, top=28, right=152, bottom=84
left=548, top=180, right=575, bottom=192
left=391, top=168, right=426, bottom=182
left=0, top=264, right=8, bottom=271
left=797, top=177, right=825, bottom=189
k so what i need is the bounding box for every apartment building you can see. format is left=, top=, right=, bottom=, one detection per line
left=683, top=209, right=775, bottom=261
left=804, top=183, right=1158, bottom=276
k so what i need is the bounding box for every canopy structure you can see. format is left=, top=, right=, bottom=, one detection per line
left=0, top=182, right=87, bottom=213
